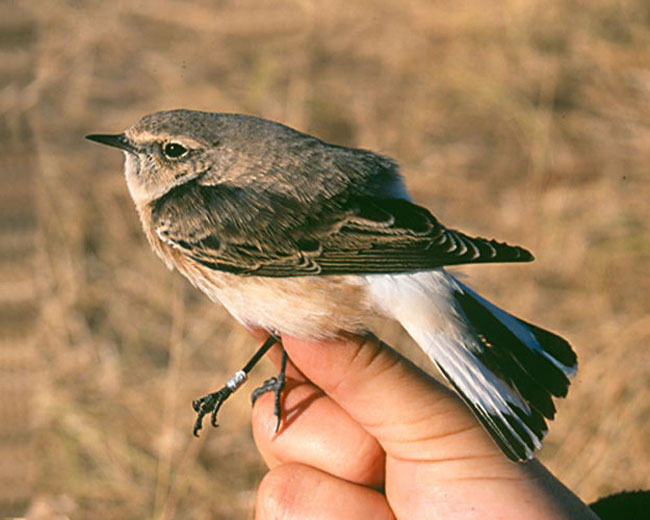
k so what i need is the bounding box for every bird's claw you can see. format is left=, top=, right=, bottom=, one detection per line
left=192, top=386, right=233, bottom=436
left=250, top=373, right=286, bottom=433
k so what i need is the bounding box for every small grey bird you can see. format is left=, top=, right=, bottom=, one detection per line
left=87, top=109, right=577, bottom=462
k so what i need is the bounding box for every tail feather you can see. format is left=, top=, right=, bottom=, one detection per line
left=431, top=336, right=547, bottom=461
left=518, top=318, right=578, bottom=374
left=366, top=271, right=578, bottom=462
left=454, top=283, right=576, bottom=408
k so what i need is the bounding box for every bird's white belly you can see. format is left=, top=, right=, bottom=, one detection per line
left=184, top=265, right=380, bottom=339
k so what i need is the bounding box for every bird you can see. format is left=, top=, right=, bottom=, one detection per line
left=86, top=109, right=577, bottom=462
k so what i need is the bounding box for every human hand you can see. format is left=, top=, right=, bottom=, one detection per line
left=252, top=334, right=598, bottom=519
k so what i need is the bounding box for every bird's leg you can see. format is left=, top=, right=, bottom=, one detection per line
left=250, top=348, right=288, bottom=433
left=192, top=334, right=279, bottom=436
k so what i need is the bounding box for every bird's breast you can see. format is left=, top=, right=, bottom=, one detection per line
left=136, top=202, right=380, bottom=339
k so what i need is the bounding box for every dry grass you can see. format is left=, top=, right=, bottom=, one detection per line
left=1, top=0, right=649, bottom=517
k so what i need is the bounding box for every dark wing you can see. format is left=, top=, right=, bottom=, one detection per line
left=152, top=186, right=533, bottom=277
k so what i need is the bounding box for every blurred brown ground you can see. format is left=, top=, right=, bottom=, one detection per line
left=0, top=0, right=648, bottom=518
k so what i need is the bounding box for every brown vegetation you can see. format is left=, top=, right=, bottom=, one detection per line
left=1, top=0, right=648, bottom=518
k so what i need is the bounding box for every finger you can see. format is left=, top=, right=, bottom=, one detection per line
left=255, top=463, right=394, bottom=520
left=280, top=334, right=505, bottom=464
left=252, top=378, right=385, bottom=487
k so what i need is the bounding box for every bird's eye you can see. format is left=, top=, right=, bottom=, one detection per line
left=163, top=142, right=188, bottom=159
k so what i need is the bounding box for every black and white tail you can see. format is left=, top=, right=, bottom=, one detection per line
left=367, top=270, right=577, bottom=461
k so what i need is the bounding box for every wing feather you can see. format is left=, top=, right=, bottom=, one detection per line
left=152, top=184, right=533, bottom=277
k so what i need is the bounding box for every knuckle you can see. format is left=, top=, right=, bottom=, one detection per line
left=328, top=335, right=400, bottom=395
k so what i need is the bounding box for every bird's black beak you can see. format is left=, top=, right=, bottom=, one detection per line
left=86, top=133, right=137, bottom=153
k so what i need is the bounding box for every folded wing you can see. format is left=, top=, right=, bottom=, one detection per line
left=152, top=184, right=533, bottom=277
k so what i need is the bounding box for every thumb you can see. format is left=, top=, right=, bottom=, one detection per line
left=279, top=335, right=599, bottom=520
left=280, top=334, right=502, bottom=464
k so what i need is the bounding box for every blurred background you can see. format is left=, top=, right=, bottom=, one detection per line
left=1, top=0, right=649, bottom=518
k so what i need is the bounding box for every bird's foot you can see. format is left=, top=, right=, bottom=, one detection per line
left=192, top=385, right=233, bottom=436
left=251, top=375, right=285, bottom=433
left=191, top=335, right=282, bottom=437
left=251, top=349, right=288, bottom=433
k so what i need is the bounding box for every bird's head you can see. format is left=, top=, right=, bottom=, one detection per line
left=86, top=109, right=282, bottom=206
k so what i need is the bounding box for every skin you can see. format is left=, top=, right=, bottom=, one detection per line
left=251, top=334, right=598, bottom=520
